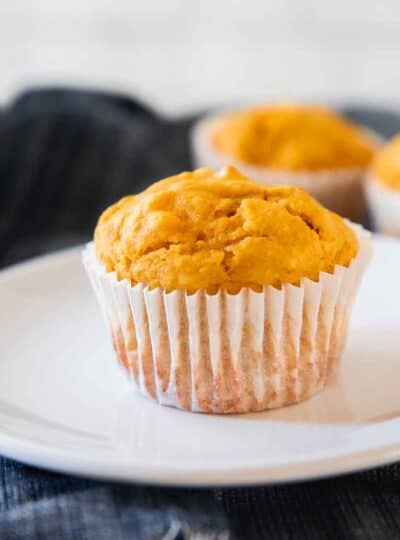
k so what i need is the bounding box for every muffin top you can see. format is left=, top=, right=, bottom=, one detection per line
left=371, top=134, right=400, bottom=190
left=211, top=104, right=376, bottom=171
left=94, top=167, right=358, bottom=293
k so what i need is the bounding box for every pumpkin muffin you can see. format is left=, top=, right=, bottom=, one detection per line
left=84, top=166, right=372, bottom=414
left=366, top=134, right=400, bottom=235
left=191, top=104, right=380, bottom=221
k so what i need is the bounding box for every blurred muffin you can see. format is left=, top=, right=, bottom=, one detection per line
left=366, top=134, right=400, bottom=235
left=83, top=166, right=372, bottom=414
left=191, top=104, right=379, bottom=221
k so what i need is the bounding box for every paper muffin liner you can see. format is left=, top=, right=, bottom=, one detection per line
left=191, top=115, right=382, bottom=222
left=365, top=174, right=400, bottom=236
left=82, top=223, right=372, bottom=414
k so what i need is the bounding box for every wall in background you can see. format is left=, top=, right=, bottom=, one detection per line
left=1, top=0, right=400, bottom=115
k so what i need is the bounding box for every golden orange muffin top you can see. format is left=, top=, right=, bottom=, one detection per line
left=371, top=134, right=400, bottom=190
left=94, top=167, right=358, bottom=293
left=211, top=104, right=376, bottom=171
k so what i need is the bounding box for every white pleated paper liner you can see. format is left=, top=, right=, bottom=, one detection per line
left=82, top=223, right=372, bottom=414
left=191, top=115, right=382, bottom=222
left=365, top=175, right=400, bottom=236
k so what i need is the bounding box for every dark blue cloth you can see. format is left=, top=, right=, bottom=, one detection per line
left=1, top=89, right=400, bottom=539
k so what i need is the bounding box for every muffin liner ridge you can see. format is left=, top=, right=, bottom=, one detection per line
left=191, top=116, right=382, bottom=222
left=82, top=223, right=372, bottom=414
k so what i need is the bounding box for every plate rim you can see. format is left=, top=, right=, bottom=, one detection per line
left=0, top=426, right=398, bottom=487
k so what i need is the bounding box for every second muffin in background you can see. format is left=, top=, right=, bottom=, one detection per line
left=192, top=103, right=379, bottom=221
left=84, top=166, right=372, bottom=414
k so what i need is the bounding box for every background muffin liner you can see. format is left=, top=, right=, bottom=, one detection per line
left=191, top=116, right=381, bottom=222
left=365, top=174, right=400, bottom=236
left=82, top=223, right=372, bottom=414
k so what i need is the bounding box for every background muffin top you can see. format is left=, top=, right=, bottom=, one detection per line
left=95, top=166, right=358, bottom=293
left=371, top=134, right=400, bottom=190
left=212, top=104, right=376, bottom=171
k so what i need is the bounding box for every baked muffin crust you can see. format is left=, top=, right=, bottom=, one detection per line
left=95, top=166, right=358, bottom=293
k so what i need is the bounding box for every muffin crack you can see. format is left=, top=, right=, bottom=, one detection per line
left=285, top=207, right=321, bottom=238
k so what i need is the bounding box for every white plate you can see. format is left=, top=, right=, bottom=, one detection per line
left=0, top=235, right=399, bottom=487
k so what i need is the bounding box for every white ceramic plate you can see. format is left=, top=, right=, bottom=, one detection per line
left=0, top=235, right=399, bottom=487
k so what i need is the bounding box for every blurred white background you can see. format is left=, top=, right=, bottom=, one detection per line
left=1, top=0, right=400, bottom=116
